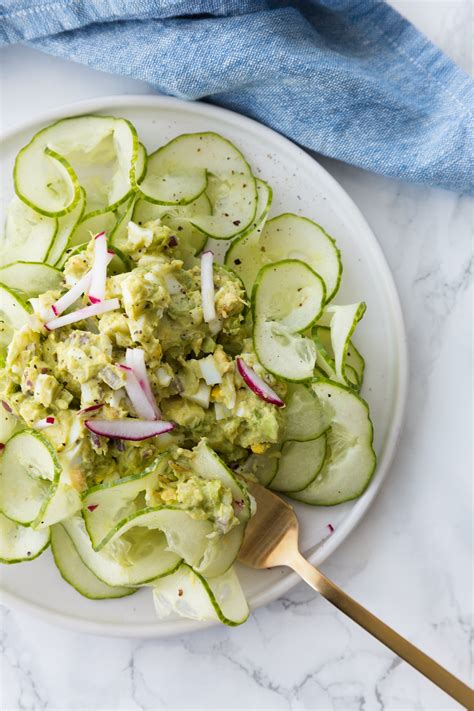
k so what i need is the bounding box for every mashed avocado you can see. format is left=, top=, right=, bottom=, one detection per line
left=0, top=218, right=285, bottom=523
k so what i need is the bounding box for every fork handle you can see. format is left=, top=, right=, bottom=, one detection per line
left=290, top=553, right=472, bottom=708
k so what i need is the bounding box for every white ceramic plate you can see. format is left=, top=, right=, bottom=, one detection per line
left=0, top=96, right=407, bottom=637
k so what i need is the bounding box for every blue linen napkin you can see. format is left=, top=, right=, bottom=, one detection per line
left=1, top=1, right=473, bottom=194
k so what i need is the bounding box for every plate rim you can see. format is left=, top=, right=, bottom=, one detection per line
left=0, top=94, right=408, bottom=637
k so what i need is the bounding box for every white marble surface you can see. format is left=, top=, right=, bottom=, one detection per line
left=0, top=1, right=472, bottom=709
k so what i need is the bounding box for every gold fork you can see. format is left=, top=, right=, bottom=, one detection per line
left=238, top=481, right=473, bottom=708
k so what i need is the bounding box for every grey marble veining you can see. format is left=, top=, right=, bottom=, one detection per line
left=0, top=2, right=472, bottom=709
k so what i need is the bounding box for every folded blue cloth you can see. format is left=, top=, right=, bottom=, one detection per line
left=1, top=1, right=473, bottom=194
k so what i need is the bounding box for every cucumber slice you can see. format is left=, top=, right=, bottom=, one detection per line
left=0, top=285, right=32, bottom=348
left=253, top=319, right=317, bottom=382
left=187, top=442, right=250, bottom=578
left=14, top=115, right=138, bottom=217
left=153, top=563, right=249, bottom=626
left=312, top=327, right=360, bottom=389
left=346, top=351, right=364, bottom=388
left=195, top=524, right=245, bottom=579
left=270, top=434, right=327, bottom=493
left=345, top=343, right=365, bottom=387
left=0, top=430, right=61, bottom=525
left=63, top=515, right=180, bottom=587
left=51, top=524, right=136, bottom=599
left=242, top=446, right=280, bottom=487
left=315, top=310, right=332, bottom=327
left=314, top=326, right=365, bottom=390
left=326, top=304, right=366, bottom=387
left=261, top=215, right=341, bottom=302
left=344, top=365, right=360, bottom=390
left=1, top=196, right=57, bottom=265
left=82, top=458, right=219, bottom=572
left=313, top=351, right=360, bottom=391
left=225, top=213, right=341, bottom=301
left=290, top=381, right=376, bottom=506
left=89, top=500, right=237, bottom=580
left=201, top=171, right=256, bottom=239
left=36, top=476, right=81, bottom=529
left=132, top=192, right=210, bottom=228
left=224, top=186, right=272, bottom=289
left=139, top=132, right=257, bottom=239
left=252, top=260, right=325, bottom=333
left=103, top=507, right=217, bottom=571
left=83, top=458, right=166, bottom=550
left=312, top=328, right=338, bottom=381
left=228, top=178, right=272, bottom=240
left=140, top=135, right=207, bottom=205
left=282, top=383, right=330, bottom=441
left=132, top=193, right=211, bottom=261
left=109, top=196, right=136, bottom=250
left=83, top=446, right=247, bottom=578
left=313, top=355, right=359, bottom=392
left=0, top=512, right=50, bottom=564
left=224, top=179, right=273, bottom=289
left=0, top=408, right=18, bottom=444
left=135, top=142, right=147, bottom=183
left=190, top=440, right=250, bottom=522
left=0, top=262, right=62, bottom=297
left=46, top=188, right=86, bottom=266
left=68, top=209, right=117, bottom=250
left=252, top=259, right=322, bottom=380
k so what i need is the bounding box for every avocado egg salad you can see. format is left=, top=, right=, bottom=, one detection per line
left=0, top=116, right=375, bottom=626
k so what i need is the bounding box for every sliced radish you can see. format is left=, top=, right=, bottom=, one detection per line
left=88, top=231, right=108, bottom=304
left=52, top=252, right=113, bottom=317
left=45, top=298, right=120, bottom=330
left=77, top=403, right=104, bottom=417
left=85, top=418, right=174, bottom=441
left=29, top=298, right=55, bottom=322
left=53, top=270, right=92, bottom=317
left=125, top=348, right=161, bottom=419
left=236, top=357, right=285, bottom=407
left=201, top=251, right=217, bottom=323
left=118, top=364, right=156, bottom=420
left=34, top=416, right=55, bottom=429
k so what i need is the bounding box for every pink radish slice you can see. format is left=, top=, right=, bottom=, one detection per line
left=78, top=403, right=104, bottom=416
left=52, top=252, right=113, bottom=317
left=45, top=299, right=120, bottom=330
left=118, top=364, right=156, bottom=420
left=125, top=348, right=161, bottom=419
left=236, top=357, right=285, bottom=407
left=30, top=298, right=55, bottom=321
left=53, top=271, right=92, bottom=316
left=88, top=231, right=108, bottom=304
left=85, top=418, right=174, bottom=441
